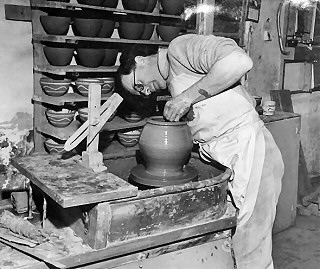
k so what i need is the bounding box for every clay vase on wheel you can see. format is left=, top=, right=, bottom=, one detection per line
left=130, top=116, right=198, bottom=187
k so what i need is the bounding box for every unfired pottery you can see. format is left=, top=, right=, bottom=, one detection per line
left=40, top=16, right=71, bottom=35
left=156, top=24, right=181, bottom=42
left=160, top=0, right=185, bottom=15
left=130, top=116, right=198, bottom=187
left=118, top=21, right=144, bottom=39
left=43, top=45, right=74, bottom=66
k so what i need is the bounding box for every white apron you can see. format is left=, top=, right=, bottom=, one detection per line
left=168, top=73, right=283, bottom=269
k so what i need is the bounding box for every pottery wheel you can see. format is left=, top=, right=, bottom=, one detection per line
left=130, top=164, right=198, bottom=187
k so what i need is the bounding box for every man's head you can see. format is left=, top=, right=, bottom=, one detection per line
left=116, top=45, right=167, bottom=96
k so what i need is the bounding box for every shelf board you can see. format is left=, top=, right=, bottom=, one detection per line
left=30, top=0, right=182, bottom=20
left=101, top=117, right=147, bottom=132
left=33, top=35, right=170, bottom=46
left=33, top=93, right=112, bottom=106
left=37, top=116, right=147, bottom=141
left=34, top=65, right=118, bottom=75
left=37, top=121, right=81, bottom=141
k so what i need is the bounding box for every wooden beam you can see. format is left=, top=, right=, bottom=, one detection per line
left=5, top=4, right=31, bottom=22
left=196, top=0, right=215, bottom=35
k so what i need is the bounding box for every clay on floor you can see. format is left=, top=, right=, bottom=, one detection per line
left=272, top=213, right=320, bottom=269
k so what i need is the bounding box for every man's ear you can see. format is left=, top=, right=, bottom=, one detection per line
left=135, top=56, right=147, bottom=66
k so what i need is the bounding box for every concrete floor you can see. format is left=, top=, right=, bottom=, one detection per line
left=272, top=213, right=320, bottom=269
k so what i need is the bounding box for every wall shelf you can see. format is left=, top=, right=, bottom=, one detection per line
left=33, top=93, right=112, bottom=106
left=38, top=116, right=147, bottom=141
left=33, top=35, right=170, bottom=46
left=34, top=65, right=118, bottom=75
left=30, top=0, right=182, bottom=20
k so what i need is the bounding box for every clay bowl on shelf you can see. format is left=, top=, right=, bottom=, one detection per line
left=45, top=108, right=76, bottom=128
left=76, top=0, right=103, bottom=6
left=43, top=44, right=74, bottom=66
left=75, top=78, right=104, bottom=96
left=78, top=107, right=116, bottom=123
left=40, top=77, right=71, bottom=97
left=160, top=0, right=185, bottom=15
left=140, top=24, right=155, bottom=40
left=145, top=0, right=157, bottom=12
left=40, top=15, right=71, bottom=35
left=122, top=0, right=148, bottom=11
left=102, top=0, right=119, bottom=8
left=156, top=24, right=181, bottom=42
left=75, top=48, right=105, bottom=68
left=118, top=21, right=144, bottom=40
left=124, top=112, right=143, bottom=123
left=97, top=77, right=115, bottom=94
left=72, top=17, right=102, bottom=37
left=101, top=48, right=118, bottom=66
left=117, top=129, right=141, bottom=147
left=44, top=139, right=66, bottom=155
left=98, top=19, right=116, bottom=38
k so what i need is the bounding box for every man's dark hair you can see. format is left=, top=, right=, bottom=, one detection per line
left=115, top=44, right=159, bottom=118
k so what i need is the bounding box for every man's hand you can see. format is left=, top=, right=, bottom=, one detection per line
left=163, top=96, right=192, bottom=122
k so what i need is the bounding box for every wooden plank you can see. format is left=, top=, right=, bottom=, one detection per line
left=29, top=204, right=236, bottom=269
left=0, top=238, right=66, bottom=269
left=33, top=34, right=170, bottom=46
left=32, top=93, right=112, bottom=106
left=12, top=154, right=138, bottom=208
left=196, top=0, right=215, bottom=35
left=18, top=230, right=233, bottom=269
left=108, top=181, right=228, bottom=243
left=34, top=65, right=118, bottom=76
left=5, top=4, right=31, bottom=22
left=36, top=117, right=146, bottom=141
left=29, top=0, right=181, bottom=20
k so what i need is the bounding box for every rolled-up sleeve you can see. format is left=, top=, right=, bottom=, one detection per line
left=168, top=34, right=245, bottom=74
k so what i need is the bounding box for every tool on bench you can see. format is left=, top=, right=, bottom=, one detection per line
left=64, top=83, right=123, bottom=172
left=0, top=237, right=66, bottom=269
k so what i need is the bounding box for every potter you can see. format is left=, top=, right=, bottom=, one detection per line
left=116, top=34, right=284, bottom=269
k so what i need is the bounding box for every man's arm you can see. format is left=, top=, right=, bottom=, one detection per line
left=164, top=49, right=253, bottom=121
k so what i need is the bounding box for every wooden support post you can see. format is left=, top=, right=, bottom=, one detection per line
left=196, top=0, right=215, bottom=35
left=82, top=84, right=106, bottom=172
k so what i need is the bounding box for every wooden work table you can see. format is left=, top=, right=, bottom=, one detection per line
left=7, top=152, right=237, bottom=269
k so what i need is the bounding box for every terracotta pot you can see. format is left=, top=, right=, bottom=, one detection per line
left=45, top=109, right=75, bottom=128
left=119, top=21, right=144, bottom=39
left=98, top=19, right=116, bottom=38
left=76, top=48, right=105, bottom=68
left=101, top=0, right=119, bottom=8
left=101, top=48, right=118, bottom=66
left=122, top=0, right=148, bottom=11
left=145, top=0, right=157, bottom=12
left=160, top=0, right=185, bottom=15
left=44, top=139, right=66, bottom=155
left=40, top=77, right=71, bottom=97
left=117, top=129, right=141, bottom=147
left=75, top=78, right=104, bottom=96
left=156, top=24, right=181, bottom=42
left=140, top=24, right=154, bottom=40
left=76, top=0, right=102, bottom=6
left=72, top=18, right=102, bottom=37
left=139, top=116, right=193, bottom=175
left=43, top=45, right=74, bottom=66
left=40, top=16, right=71, bottom=35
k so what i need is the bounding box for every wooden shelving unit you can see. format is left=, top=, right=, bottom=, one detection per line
left=29, top=0, right=183, bottom=153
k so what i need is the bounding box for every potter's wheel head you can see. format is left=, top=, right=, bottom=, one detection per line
left=129, top=164, right=198, bottom=187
